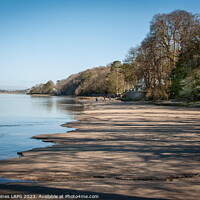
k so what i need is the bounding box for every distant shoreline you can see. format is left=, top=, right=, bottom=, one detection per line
left=0, top=92, right=26, bottom=94
left=0, top=92, right=51, bottom=96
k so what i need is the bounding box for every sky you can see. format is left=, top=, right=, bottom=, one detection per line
left=0, top=0, right=199, bottom=89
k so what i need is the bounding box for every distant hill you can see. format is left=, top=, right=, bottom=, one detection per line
left=56, top=66, right=111, bottom=95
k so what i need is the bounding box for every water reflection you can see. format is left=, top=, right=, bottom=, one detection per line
left=30, top=95, right=54, bottom=112
left=30, top=96, right=84, bottom=116
left=56, top=97, right=84, bottom=115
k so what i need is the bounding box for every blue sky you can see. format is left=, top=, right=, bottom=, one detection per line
left=0, top=0, right=199, bottom=89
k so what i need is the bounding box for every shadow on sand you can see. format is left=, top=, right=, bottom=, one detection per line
left=0, top=183, right=167, bottom=200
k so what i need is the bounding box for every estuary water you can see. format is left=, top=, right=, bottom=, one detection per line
left=0, top=94, right=83, bottom=160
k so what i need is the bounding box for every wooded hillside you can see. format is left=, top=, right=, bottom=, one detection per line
left=56, top=66, right=111, bottom=95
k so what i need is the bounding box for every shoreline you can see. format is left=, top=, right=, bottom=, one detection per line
left=0, top=100, right=200, bottom=199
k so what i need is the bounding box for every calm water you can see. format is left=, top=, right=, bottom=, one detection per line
left=0, top=94, right=83, bottom=160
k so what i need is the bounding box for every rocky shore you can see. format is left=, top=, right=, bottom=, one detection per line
left=0, top=100, right=200, bottom=200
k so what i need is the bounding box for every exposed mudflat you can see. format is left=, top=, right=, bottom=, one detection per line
left=0, top=100, right=200, bottom=200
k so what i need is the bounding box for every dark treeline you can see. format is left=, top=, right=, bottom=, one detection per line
left=0, top=89, right=28, bottom=94
left=30, top=10, right=200, bottom=101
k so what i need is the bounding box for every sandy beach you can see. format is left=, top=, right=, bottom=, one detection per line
left=0, top=100, right=200, bottom=200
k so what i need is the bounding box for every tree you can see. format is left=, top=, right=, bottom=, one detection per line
left=106, top=61, right=124, bottom=94
left=120, top=63, right=137, bottom=91
left=170, top=33, right=200, bottom=101
left=135, top=10, right=199, bottom=100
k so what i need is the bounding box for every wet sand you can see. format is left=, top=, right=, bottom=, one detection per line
left=0, top=100, right=200, bottom=199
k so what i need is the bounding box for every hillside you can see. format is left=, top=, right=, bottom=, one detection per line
left=56, top=66, right=112, bottom=95
left=30, top=63, right=135, bottom=96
